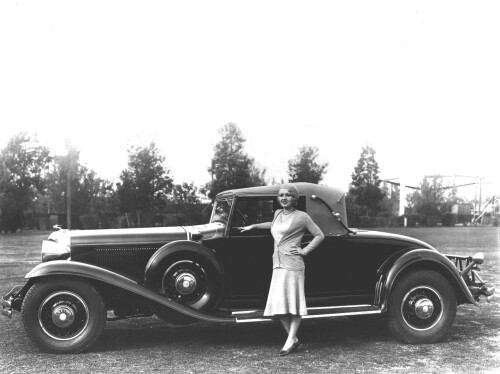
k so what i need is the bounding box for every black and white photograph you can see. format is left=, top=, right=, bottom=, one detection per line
left=1, top=1, right=499, bottom=373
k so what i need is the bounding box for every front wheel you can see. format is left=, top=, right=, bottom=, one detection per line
left=386, top=270, right=457, bottom=344
left=21, top=277, right=106, bottom=353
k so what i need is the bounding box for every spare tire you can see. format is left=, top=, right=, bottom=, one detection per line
left=145, top=246, right=224, bottom=325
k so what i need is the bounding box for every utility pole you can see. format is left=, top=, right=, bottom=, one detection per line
left=67, top=166, right=72, bottom=229
left=478, top=177, right=482, bottom=216
left=65, top=140, right=78, bottom=230
left=399, top=181, right=406, bottom=227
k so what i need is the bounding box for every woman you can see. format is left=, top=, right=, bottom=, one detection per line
left=239, top=184, right=324, bottom=356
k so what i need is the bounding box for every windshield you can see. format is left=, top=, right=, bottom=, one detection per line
left=210, top=197, right=233, bottom=225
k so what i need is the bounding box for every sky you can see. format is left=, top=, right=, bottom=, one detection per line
left=1, top=1, right=498, bottom=202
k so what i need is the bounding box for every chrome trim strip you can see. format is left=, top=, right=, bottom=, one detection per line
left=302, top=310, right=381, bottom=319
left=237, top=317, right=273, bottom=323
left=236, top=309, right=382, bottom=323
left=232, top=310, right=259, bottom=315
left=233, top=305, right=373, bottom=315
left=374, top=274, right=384, bottom=306
left=307, top=304, right=372, bottom=311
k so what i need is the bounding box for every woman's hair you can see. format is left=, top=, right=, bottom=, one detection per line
left=277, top=183, right=300, bottom=207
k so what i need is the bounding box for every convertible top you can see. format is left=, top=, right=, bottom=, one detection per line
left=216, top=183, right=348, bottom=236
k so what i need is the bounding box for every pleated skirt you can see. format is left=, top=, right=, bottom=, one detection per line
left=263, top=268, right=307, bottom=316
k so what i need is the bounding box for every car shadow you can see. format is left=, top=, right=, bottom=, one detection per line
left=91, top=315, right=391, bottom=353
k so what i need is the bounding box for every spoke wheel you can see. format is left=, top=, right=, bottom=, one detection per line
left=387, top=270, right=456, bottom=344
left=161, top=260, right=208, bottom=307
left=149, top=254, right=223, bottom=325
left=401, top=286, right=443, bottom=331
left=38, top=291, right=90, bottom=341
left=22, top=277, right=106, bottom=353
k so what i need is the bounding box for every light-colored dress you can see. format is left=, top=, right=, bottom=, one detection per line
left=263, top=209, right=324, bottom=317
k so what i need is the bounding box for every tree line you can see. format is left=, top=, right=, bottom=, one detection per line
left=0, top=125, right=480, bottom=232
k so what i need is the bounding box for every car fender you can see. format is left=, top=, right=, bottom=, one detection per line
left=144, top=240, right=224, bottom=288
left=24, top=260, right=233, bottom=323
left=377, top=249, right=478, bottom=312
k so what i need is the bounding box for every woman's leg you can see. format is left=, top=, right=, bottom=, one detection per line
left=279, top=315, right=291, bottom=334
left=282, top=315, right=301, bottom=350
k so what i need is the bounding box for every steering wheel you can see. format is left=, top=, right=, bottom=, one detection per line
left=233, top=209, right=248, bottom=227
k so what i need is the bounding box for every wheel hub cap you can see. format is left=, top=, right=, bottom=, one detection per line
left=414, top=298, right=434, bottom=319
left=51, top=304, right=76, bottom=328
left=175, top=273, right=197, bottom=295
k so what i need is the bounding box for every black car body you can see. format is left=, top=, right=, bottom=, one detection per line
left=1, top=183, right=495, bottom=353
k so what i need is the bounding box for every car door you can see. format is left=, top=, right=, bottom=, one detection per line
left=209, top=197, right=276, bottom=300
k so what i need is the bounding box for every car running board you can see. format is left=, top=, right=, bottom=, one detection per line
left=232, top=304, right=381, bottom=323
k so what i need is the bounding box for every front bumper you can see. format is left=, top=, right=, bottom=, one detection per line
left=1, top=285, right=24, bottom=318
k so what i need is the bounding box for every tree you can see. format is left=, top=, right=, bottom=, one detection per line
left=408, top=175, right=447, bottom=223
left=172, top=182, right=204, bottom=204
left=348, top=145, right=384, bottom=216
left=0, top=132, right=52, bottom=232
left=288, top=145, right=328, bottom=183
left=117, top=141, right=173, bottom=226
left=207, top=123, right=266, bottom=199
left=45, top=153, right=112, bottom=216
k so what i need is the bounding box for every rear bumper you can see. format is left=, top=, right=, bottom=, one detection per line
left=468, top=276, right=495, bottom=303
left=446, top=253, right=495, bottom=303
left=1, top=285, right=25, bottom=318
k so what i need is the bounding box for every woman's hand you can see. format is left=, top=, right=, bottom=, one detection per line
left=288, top=245, right=304, bottom=256
left=237, top=225, right=253, bottom=232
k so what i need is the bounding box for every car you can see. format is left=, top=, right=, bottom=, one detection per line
left=1, top=183, right=495, bottom=353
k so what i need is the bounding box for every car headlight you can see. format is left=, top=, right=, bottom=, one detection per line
left=41, top=231, right=71, bottom=262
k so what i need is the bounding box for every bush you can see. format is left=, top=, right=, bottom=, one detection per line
left=38, top=216, right=50, bottom=231
left=375, top=217, right=388, bottom=227
left=118, top=215, right=132, bottom=228
left=386, top=215, right=419, bottom=227
left=49, top=215, right=59, bottom=228
left=358, top=216, right=376, bottom=228
left=98, top=212, right=120, bottom=229
left=422, top=215, right=440, bottom=227
left=493, top=217, right=499, bottom=227
left=80, top=214, right=99, bottom=230
left=441, top=213, right=457, bottom=227
left=0, top=207, right=24, bottom=233
left=388, top=216, right=403, bottom=227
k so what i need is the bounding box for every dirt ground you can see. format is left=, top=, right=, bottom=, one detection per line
left=0, top=227, right=499, bottom=374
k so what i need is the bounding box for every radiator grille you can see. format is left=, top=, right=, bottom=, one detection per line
left=95, top=246, right=161, bottom=279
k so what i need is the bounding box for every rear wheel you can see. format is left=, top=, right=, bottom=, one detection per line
left=386, top=270, right=457, bottom=344
left=21, top=277, right=106, bottom=353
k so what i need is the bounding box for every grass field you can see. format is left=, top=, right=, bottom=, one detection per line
left=0, top=227, right=499, bottom=374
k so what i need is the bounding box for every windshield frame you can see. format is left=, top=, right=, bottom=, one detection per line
left=210, top=197, right=234, bottom=232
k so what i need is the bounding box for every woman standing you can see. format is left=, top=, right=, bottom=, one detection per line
left=239, top=184, right=324, bottom=356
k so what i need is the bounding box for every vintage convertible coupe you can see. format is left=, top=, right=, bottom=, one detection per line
left=1, top=183, right=495, bottom=353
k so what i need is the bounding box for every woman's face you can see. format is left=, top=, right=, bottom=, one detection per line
left=278, top=188, right=294, bottom=209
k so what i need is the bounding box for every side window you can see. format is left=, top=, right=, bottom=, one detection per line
left=231, top=198, right=275, bottom=229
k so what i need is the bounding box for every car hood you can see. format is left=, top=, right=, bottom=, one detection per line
left=66, top=223, right=226, bottom=248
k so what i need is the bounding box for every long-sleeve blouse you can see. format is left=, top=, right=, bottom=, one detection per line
left=252, top=209, right=324, bottom=270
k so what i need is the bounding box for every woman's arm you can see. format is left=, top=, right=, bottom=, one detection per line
left=242, top=222, right=271, bottom=231
left=299, top=214, right=325, bottom=256
left=238, top=209, right=280, bottom=232
left=238, top=222, right=271, bottom=232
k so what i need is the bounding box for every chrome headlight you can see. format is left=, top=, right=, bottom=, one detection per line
left=42, top=230, right=71, bottom=262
